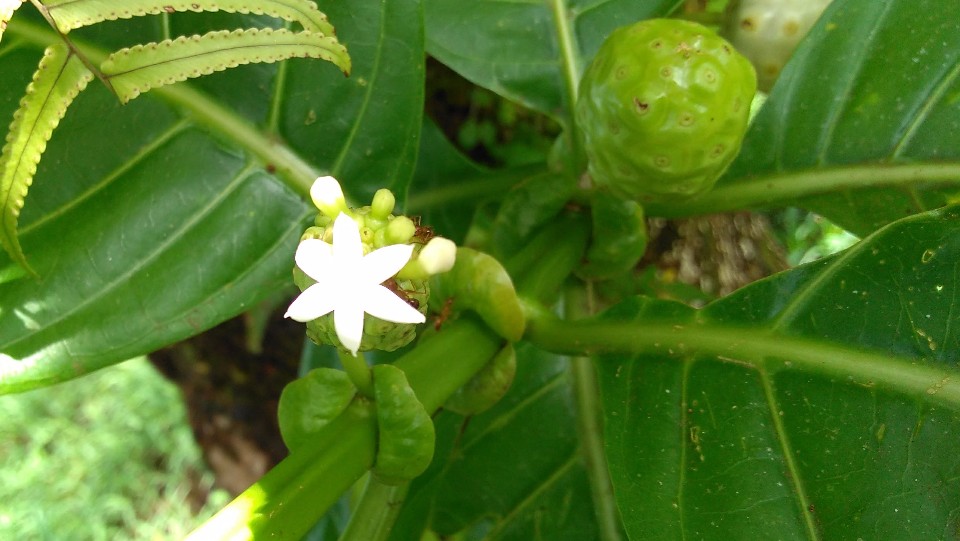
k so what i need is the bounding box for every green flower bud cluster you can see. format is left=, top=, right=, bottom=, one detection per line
left=576, top=18, right=757, bottom=202
left=293, top=187, right=437, bottom=353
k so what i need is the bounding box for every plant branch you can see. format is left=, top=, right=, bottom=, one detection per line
left=548, top=0, right=586, bottom=173
left=644, top=162, right=960, bottom=217
left=338, top=477, right=410, bottom=541
left=522, top=306, right=960, bottom=410
left=565, top=285, right=624, bottom=541
left=185, top=315, right=502, bottom=541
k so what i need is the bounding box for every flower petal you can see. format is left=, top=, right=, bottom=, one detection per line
left=362, top=285, right=427, bottom=324
left=362, top=244, right=414, bottom=284
left=332, top=213, right=363, bottom=262
left=284, top=283, right=337, bottom=322
left=294, top=238, right=334, bottom=280
left=334, top=301, right=365, bottom=356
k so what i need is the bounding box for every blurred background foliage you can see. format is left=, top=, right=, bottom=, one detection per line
left=0, top=357, right=229, bottom=540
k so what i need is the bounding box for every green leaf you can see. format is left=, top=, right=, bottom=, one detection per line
left=276, top=0, right=425, bottom=204
left=653, top=0, right=960, bottom=235
left=42, top=0, right=335, bottom=35
left=405, top=119, right=542, bottom=244
left=101, top=28, right=350, bottom=104
left=0, top=0, right=424, bottom=393
left=0, top=43, right=93, bottom=274
left=390, top=343, right=603, bottom=541
left=0, top=0, right=22, bottom=45
left=589, top=206, right=960, bottom=539
left=424, top=0, right=682, bottom=120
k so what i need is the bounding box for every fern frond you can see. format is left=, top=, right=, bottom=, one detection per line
left=0, top=44, right=94, bottom=275
left=100, top=27, right=350, bottom=104
left=42, top=0, right=335, bottom=35
left=0, top=0, right=24, bottom=45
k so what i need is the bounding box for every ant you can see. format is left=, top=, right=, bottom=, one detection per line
left=411, top=216, right=435, bottom=244
left=433, top=297, right=454, bottom=331
left=383, top=278, right=419, bottom=310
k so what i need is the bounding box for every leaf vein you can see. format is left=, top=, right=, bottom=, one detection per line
left=0, top=161, right=257, bottom=351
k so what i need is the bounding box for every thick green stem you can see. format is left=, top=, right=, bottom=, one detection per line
left=340, top=350, right=374, bottom=399
left=339, top=478, right=411, bottom=541
left=565, top=286, right=624, bottom=541
left=185, top=316, right=501, bottom=541
left=185, top=398, right=378, bottom=541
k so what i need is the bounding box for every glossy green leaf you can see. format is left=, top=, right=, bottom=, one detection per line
left=654, top=0, right=960, bottom=235
left=490, top=169, right=576, bottom=260
left=0, top=0, right=424, bottom=394
left=0, top=43, right=93, bottom=275
left=43, top=0, right=335, bottom=35
left=390, top=343, right=603, bottom=541
left=101, top=28, right=350, bottom=104
left=278, top=0, right=425, bottom=205
left=405, top=119, right=543, bottom=244
left=423, top=0, right=682, bottom=120
left=0, top=0, right=22, bottom=45
left=591, top=206, right=960, bottom=539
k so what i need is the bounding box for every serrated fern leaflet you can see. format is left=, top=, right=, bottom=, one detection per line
left=0, top=0, right=23, bottom=45
left=0, top=43, right=93, bottom=275
left=42, top=0, right=334, bottom=35
left=100, top=28, right=350, bottom=104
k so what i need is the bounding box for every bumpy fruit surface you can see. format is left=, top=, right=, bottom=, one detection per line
left=577, top=18, right=756, bottom=201
left=723, top=0, right=832, bottom=91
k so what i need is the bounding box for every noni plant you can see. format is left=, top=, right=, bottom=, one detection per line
left=1, top=0, right=960, bottom=540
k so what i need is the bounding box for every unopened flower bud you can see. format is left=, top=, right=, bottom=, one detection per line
left=385, top=216, right=416, bottom=245
left=310, top=176, right=348, bottom=218
left=419, top=237, right=456, bottom=275
left=371, top=189, right=396, bottom=219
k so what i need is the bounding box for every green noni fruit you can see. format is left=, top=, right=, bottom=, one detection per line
left=723, top=0, right=832, bottom=91
left=576, top=18, right=756, bottom=201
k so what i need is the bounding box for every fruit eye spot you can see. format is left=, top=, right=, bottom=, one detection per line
left=783, top=20, right=800, bottom=36
left=633, top=97, right=650, bottom=114
left=679, top=112, right=695, bottom=126
left=615, top=66, right=628, bottom=80
left=740, top=17, right=756, bottom=31
left=650, top=39, right=663, bottom=49
left=654, top=155, right=671, bottom=169
left=660, top=66, right=673, bottom=78
left=710, top=144, right=726, bottom=158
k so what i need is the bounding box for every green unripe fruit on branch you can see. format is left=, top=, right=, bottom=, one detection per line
left=723, top=0, right=832, bottom=91
left=576, top=18, right=757, bottom=202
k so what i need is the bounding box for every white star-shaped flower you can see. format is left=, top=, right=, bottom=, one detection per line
left=285, top=213, right=426, bottom=355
